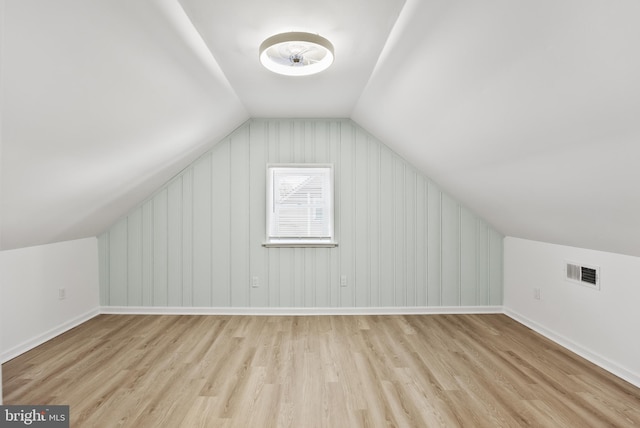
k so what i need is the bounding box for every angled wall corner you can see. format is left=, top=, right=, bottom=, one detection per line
left=504, top=237, right=640, bottom=387
left=98, top=118, right=503, bottom=309
left=1, top=238, right=101, bottom=363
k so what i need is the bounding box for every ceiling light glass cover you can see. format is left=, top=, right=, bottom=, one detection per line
left=259, top=32, right=334, bottom=76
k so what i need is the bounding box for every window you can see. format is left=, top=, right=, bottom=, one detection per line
left=265, top=164, right=336, bottom=247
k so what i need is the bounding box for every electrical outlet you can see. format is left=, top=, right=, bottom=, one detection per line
left=340, top=275, right=348, bottom=287
left=59, top=288, right=66, bottom=300
left=251, top=276, right=260, bottom=288
left=533, top=288, right=541, bottom=300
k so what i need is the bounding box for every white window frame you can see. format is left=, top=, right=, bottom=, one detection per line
left=264, top=164, right=337, bottom=248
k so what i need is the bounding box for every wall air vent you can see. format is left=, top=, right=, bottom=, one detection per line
left=565, top=261, right=600, bottom=290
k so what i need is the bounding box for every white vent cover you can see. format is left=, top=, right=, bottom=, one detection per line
left=565, top=261, right=600, bottom=290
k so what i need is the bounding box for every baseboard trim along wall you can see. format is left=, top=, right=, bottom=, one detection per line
left=5, top=306, right=638, bottom=390
left=1, top=308, right=101, bottom=364
left=504, top=308, right=640, bottom=389
left=100, top=306, right=504, bottom=316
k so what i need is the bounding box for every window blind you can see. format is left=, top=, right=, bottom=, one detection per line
left=268, top=166, right=333, bottom=240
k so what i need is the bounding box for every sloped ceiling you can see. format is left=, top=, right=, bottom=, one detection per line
left=2, top=0, right=640, bottom=257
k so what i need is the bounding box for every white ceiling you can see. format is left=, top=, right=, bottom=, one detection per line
left=2, top=0, right=640, bottom=257
left=178, top=0, right=405, bottom=117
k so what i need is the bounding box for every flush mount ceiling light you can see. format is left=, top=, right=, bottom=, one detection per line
left=259, top=32, right=334, bottom=76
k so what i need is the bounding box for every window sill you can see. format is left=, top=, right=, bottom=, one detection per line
left=262, top=242, right=338, bottom=248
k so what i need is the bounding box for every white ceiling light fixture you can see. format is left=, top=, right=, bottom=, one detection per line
left=259, top=32, right=334, bottom=76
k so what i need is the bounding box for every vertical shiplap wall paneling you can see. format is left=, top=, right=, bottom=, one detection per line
left=368, top=136, right=381, bottom=307
left=181, top=169, right=194, bottom=306
left=313, top=123, right=330, bottom=307
left=141, top=201, right=154, bottom=306
left=277, top=121, right=294, bottom=307
left=405, top=167, right=417, bottom=307
left=230, top=126, right=250, bottom=307
left=192, top=153, right=213, bottom=306
left=489, top=229, right=504, bottom=305
left=350, top=125, right=358, bottom=307
left=476, top=220, right=489, bottom=305
left=427, top=181, right=441, bottom=305
left=328, top=122, right=340, bottom=307
left=293, top=122, right=305, bottom=307
left=306, top=122, right=316, bottom=307
left=167, top=179, right=183, bottom=306
left=98, top=235, right=110, bottom=305
left=393, top=158, right=405, bottom=306
left=211, top=141, right=231, bottom=307
left=441, top=193, right=460, bottom=306
left=127, top=210, right=143, bottom=306
left=378, top=146, right=395, bottom=307
left=300, top=122, right=311, bottom=303
left=303, top=122, right=315, bottom=307
left=266, top=122, right=280, bottom=307
left=153, top=189, right=168, bottom=306
left=338, top=122, right=353, bottom=307
left=460, top=207, right=477, bottom=305
left=109, top=218, right=127, bottom=305
left=416, top=176, right=424, bottom=304
left=249, top=120, right=268, bottom=307
left=98, top=118, right=504, bottom=310
left=354, top=128, right=368, bottom=307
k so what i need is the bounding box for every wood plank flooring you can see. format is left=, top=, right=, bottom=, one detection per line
left=3, top=314, right=640, bottom=427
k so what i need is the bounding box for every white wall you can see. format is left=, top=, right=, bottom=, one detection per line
left=99, top=119, right=504, bottom=310
left=1, top=237, right=101, bottom=362
left=504, top=237, right=640, bottom=387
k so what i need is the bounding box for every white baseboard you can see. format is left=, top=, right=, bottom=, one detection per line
left=1, top=308, right=101, bottom=364
left=504, top=308, right=640, bottom=389
left=1, top=306, right=501, bottom=363
left=7, top=306, right=638, bottom=391
left=100, top=305, right=504, bottom=316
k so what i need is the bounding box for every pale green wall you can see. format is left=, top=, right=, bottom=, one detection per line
left=99, top=119, right=503, bottom=308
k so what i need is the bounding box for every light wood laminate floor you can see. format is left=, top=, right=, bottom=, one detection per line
left=3, top=314, right=640, bottom=427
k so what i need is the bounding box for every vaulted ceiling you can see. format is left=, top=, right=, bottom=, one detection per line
left=2, top=0, right=640, bottom=256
